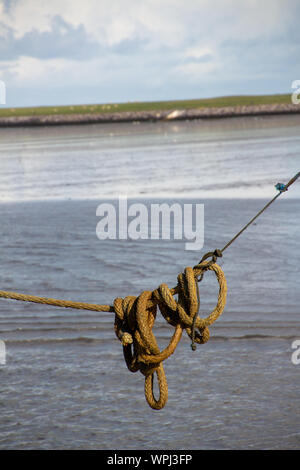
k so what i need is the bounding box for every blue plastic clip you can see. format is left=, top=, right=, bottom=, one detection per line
left=275, top=183, right=287, bottom=192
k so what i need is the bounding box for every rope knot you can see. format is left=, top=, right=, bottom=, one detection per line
left=113, top=261, right=227, bottom=410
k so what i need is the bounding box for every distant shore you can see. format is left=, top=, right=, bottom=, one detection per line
left=0, top=95, right=299, bottom=127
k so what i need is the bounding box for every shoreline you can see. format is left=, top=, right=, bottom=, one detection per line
left=0, top=103, right=299, bottom=127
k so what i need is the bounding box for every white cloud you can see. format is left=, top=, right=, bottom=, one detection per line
left=183, top=45, right=214, bottom=61
left=0, top=0, right=299, bottom=106
left=175, top=61, right=220, bottom=83
left=3, top=0, right=295, bottom=47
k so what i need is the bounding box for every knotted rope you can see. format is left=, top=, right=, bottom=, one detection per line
left=113, top=259, right=227, bottom=409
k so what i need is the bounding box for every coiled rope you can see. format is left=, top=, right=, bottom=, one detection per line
left=113, top=257, right=226, bottom=409
left=0, top=253, right=226, bottom=410
left=0, top=173, right=298, bottom=409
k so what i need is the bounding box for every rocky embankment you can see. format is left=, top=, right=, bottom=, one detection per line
left=0, top=103, right=299, bottom=127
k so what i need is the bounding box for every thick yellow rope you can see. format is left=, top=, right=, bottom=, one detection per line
left=0, top=290, right=113, bottom=312
left=0, top=259, right=227, bottom=410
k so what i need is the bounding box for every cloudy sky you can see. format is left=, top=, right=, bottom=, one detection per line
left=0, top=0, right=300, bottom=107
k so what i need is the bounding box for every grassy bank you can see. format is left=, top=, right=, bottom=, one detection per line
left=0, top=93, right=292, bottom=118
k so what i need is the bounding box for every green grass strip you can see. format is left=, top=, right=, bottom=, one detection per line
left=0, top=93, right=292, bottom=118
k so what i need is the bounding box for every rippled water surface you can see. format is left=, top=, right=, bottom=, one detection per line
left=0, top=115, right=299, bottom=449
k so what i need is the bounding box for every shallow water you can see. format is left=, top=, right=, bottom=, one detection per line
left=0, top=114, right=300, bottom=201
left=0, top=115, right=299, bottom=449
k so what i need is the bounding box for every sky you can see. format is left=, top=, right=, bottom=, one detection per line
left=0, top=0, right=300, bottom=107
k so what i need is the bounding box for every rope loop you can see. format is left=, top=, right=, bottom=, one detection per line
left=114, top=261, right=227, bottom=409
